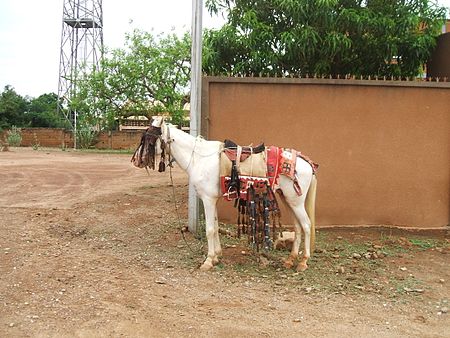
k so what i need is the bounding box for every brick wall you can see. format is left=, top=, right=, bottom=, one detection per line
left=2, top=128, right=143, bottom=150
left=94, top=130, right=142, bottom=150
left=20, top=128, right=71, bottom=148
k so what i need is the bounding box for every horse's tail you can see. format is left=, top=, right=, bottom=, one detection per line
left=305, top=174, right=317, bottom=253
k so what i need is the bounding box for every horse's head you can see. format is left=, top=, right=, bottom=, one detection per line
left=151, top=116, right=165, bottom=128
left=131, top=117, right=168, bottom=172
left=151, top=116, right=170, bottom=145
left=152, top=116, right=176, bottom=149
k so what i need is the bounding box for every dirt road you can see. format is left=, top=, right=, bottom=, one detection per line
left=0, top=148, right=448, bottom=337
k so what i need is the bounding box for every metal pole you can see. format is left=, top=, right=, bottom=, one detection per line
left=74, top=109, right=77, bottom=149
left=188, top=0, right=203, bottom=233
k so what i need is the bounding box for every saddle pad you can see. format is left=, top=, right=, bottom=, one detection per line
left=219, top=144, right=317, bottom=200
left=219, top=151, right=267, bottom=178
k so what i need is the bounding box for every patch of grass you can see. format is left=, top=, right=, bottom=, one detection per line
left=409, top=238, right=439, bottom=250
left=380, top=234, right=449, bottom=253
left=77, top=148, right=134, bottom=154
left=173, top=226, right=445, bottom=302
left=388, top=275, right=425, bottom=298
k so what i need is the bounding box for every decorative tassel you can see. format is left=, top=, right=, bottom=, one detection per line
left=158, top=161, right=166, bottom=172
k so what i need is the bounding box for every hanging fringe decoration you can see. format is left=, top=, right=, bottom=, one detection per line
left=233, top=181, right=281, bottom=252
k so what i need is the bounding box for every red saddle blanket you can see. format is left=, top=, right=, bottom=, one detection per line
left=220, top=146, right=318, bottom=200
left=221, top=146, right=281, bottom=201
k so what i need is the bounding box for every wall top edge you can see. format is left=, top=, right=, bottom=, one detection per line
left=203, top=76, right=450, bottom=89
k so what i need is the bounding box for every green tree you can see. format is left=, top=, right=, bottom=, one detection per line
left=0, top=87, right=69, bottom=130
left=204, top=0, right=448, bottom=77
left=0, top=86, right=28, bottom=130
left=25, top=93, right=68, bottom=128
left=74, top=29, right=191, bottom=130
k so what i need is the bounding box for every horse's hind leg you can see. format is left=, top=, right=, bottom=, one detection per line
left=283, top=218, right=302, bottom=269
left=285, top=202, right=311, bottom=272
left=293, top=204, right=311, bottom=271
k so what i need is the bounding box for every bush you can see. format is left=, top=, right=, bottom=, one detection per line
left=31, top=133, right=40, bottom=150
left=76, top=128, right=97, bottom=149
left=6, top=126, right=22, bottom=146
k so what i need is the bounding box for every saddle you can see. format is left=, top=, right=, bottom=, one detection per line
left=220, top=139, right=267, bottom=179
left=223, top=139, right=265, bottom=162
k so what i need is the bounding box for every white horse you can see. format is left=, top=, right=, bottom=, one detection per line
left=151, top=117, right=317, bottom=272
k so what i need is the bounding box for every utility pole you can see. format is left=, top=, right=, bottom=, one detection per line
left=188, top=0, right=203, bottom=233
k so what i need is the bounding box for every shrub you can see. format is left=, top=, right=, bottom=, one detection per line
left=76, top=127, right=97, bottom=149
left=6, top=126, right=22, bottom=146
left=31, top=133, right=40, bottom=150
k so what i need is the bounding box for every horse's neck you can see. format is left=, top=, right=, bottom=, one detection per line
left=168, top=127, right=197, bottom=172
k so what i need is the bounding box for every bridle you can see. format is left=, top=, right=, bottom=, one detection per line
left=159, top=122, right=204, bottom=254
left=160, top=122, right=197, bottom=172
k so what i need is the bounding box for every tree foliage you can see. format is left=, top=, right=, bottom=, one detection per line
left=203, top=0, right=448, bottom=77
left=0, top=86, right=67, bottom=130
left=26, top=93, right=67, bottom=128
left=0, top=86, right=28, bottom=130
left=74, top=30, right=191, bottom=130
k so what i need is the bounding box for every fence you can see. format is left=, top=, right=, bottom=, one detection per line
left=201, top=76, right=450, bottom=228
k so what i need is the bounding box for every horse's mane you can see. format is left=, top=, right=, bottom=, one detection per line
left=131, top=127, right=166, bottom=172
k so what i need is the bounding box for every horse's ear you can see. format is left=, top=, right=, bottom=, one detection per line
left=151, top=116, right=164, bottom=128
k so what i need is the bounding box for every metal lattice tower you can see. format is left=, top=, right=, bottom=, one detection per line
left=57, top=0, right=103, bottom=129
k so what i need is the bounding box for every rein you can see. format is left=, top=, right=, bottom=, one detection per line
left=131, top=123, right=209, bottom=256
left=164, top=124, right=205, bottom=256
left=168, top=161, right=205, bottom=256
left=163, top=124, right=218, bottom=171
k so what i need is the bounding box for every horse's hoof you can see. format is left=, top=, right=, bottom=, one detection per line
left=296, top=263, right=308, bottom=272
left=212, top=256, right=220, bottom=265
left=283, top=259, right=294, bottom=269
left=200, top=262, right=213, bottom=271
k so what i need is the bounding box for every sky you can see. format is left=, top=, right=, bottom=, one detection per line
left=0, top=0, right=225, bottom=98
left=0, top=0, right=449, bottom=98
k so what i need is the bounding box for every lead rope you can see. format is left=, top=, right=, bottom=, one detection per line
left=166, top=135, right=205, bottom=257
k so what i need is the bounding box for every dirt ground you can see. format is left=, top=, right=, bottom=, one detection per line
left=0, top=147, right=449, bottom=338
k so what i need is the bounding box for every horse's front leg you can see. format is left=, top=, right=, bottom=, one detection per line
left=213, top=206, right=222, bottom=258
left=199, top=197, right=220, bottom=271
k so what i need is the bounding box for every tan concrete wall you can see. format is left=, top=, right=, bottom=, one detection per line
left=201, top=77, right=450, bottom=228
